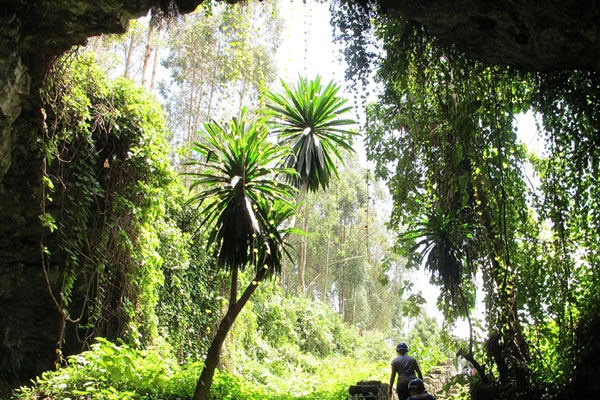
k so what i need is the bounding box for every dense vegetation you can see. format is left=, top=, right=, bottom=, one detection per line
left=14, top=282, right=399, bottom=400
left=13, top=0, right=600, bottom=399
left=331, top=1, right=600, bottom=399
left=13, top=2, right=457, bottom=399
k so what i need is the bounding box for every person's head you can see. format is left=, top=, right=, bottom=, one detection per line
left=408, top=378, right=425, bottom=395
left=396, top=342, right=408, bottom=354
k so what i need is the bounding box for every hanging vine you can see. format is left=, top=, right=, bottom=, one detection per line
left=37, top=51, right=221, bottom=363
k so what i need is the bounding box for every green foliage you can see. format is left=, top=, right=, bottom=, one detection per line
left=39, top=52, right=218, bottom=360
left=154, top=203, right=222, bottom=361
left=14, top=338, right=201, bottom=400
left=15, top=289, right=392, bottom=400
left=278, top=155, right=407, bottom=332
left=331, top=1, right=600, bottom=397
left=161, top=0, right=283, bottom=159
left=216, top=281, right=391, bottom=399
left=265, top=76, right=357, bottom=192
left=405, top=317, right=454, bottom=372
left=185, top=112, right=297, bottom=273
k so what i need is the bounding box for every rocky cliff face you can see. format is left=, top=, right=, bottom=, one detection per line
left=0, top=1, right=209, bottom=395
left=378, top=0, right=600, bottom=72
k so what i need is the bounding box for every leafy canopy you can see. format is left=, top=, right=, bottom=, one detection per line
left=265, top=76, right=356, bottom=193
left=185, top=111, right=297, bottom=274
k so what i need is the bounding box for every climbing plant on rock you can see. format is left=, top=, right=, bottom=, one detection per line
left=331, top=1, right=600, bottom=398
left=38, top=52, right=219, bottom=364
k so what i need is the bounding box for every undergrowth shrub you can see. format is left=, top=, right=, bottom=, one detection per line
left=14, top=336, right=387, bottom=400
left=14, top=338, right=200, bottom=400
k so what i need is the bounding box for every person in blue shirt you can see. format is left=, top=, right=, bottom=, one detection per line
left=388, top=342, right=423, bottom=400
left=406, top=378, right=436, bottom=400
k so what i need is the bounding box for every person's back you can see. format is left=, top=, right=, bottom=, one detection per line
left=391, top=354, right=419, bottom=380
left=388, top=343, right=423, bottom=400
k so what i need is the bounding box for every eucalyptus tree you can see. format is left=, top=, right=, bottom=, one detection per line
left=161, top=0, right=282, bottom=159
left=86, top=19, right=146, bottom=79
left=280, top=155, right=412, bottom=331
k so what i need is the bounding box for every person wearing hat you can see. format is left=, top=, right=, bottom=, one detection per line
left=406, top=378, right=436, bottom=400
left=388, top=342, right=423, bottom=400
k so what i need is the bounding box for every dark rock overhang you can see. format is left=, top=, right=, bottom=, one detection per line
left=4, top=0, right=600, bottom=76
left=378, top=0, right=600, bottom=72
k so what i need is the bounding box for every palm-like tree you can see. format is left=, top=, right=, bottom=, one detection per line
left=188, top=77, right=356, bottom=400
left=401, top=207, right=469, bottom=292
left=401, top=206, right=481, bottom=362
left=265, top=76, right=356, bottom=196
left=186, top=113, right=296, bottom=272
left=185, top=112, right=297, bottom=400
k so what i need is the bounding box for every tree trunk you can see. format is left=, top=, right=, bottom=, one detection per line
left=339, top=287, right=344, bottom=319
left=205, top=39, right=222, bottom=121
left=321, top=237, right=330, bottom=302
left=474, top=176, right=531, bottom=387
left=141, top=24, right=155, bottom=87
left=193, top=267, right=267, bottom=400
left=123, top=34, right=135, bottom=79
left=193, top=307, right=237, bottom=400
left=297, top=210, right=309, bottom=294
left=238, top=79, right=248, bottom=119
left=150, top=45, right=159, bottom=91
left=352, top=290, right=356, bottom=325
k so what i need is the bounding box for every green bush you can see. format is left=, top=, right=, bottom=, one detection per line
left=14, top=336, right=388, bottom=400
left=14, top=338, right=199, bottom=400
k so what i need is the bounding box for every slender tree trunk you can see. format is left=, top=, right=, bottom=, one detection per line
left=183, top=70, right=197, bottom=182
left=91, top=35, right=102, bottom=52
left=123, top=34, right=135, bottom=79
left=339, top=287, right=344, bottom=319
left=193, top=267, right=266, bottom=400
left=150, top=45, right=159, bottom=91
left=187, top=69, right=197, bottom=147
left=205, top=40, right=222, bottom=121
left=352, top=290, right=356, bottom=325
left=321, top=237, right=330, bottom=302
left=297, top=210, right=309, bottom=294
left=141, top=24, right=155, bottom=87
left=238, top=79, right=248, bottom=118
left=298, top=235, right=306, bottom=294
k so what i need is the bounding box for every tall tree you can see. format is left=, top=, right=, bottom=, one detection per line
left=187, top=77, right=356, bottom=400
left=281, top=156, right=414, bottom=331
left=161, top=0, right=282, bottom=164
left=185, top=112, right=297, bottom=400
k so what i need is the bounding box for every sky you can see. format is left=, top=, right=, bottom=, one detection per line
left=277, top=1, right=345, bottom=85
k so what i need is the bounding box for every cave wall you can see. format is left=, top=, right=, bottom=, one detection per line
left=0, top=1, right=207, bottom=395
left=378, top=0, right=600, bottom=72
